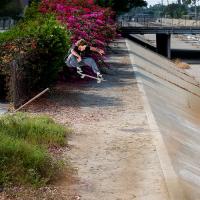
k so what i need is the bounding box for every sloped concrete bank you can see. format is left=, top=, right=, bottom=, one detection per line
left=126, top=39, right=200, bottom=200
left=0, top=103, right=8, bottom=115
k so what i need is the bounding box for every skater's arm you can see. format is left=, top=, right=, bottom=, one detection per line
left=90, top=47, right=105, bottom=56
left=71, top=49, right=82, bottom=62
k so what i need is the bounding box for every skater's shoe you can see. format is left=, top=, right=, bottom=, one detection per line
left=77, top=67, right=83, bottom=73
left=96, top=72, right=103, bottom=84
left=97, top=72, right=103, bottom=79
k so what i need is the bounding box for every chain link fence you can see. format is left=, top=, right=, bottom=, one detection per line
left=0, top=17, right=17, bottom=31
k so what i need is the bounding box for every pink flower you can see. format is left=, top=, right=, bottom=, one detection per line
left=39, top=0, right=117, bottom=48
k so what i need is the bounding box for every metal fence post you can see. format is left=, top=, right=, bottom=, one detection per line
left=185, top=16, right=186, bottom=26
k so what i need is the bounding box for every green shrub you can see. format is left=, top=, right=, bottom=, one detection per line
left=0, top=112, right=71, bottom=186
left=24, top=1, right=41, bottom=20
left=0, top=12, right=71, bottom=104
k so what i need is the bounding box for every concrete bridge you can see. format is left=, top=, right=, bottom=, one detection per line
left=120, top=18, right=200, bottom=59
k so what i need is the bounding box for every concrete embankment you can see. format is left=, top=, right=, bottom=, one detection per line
left=126, top=39, right=200, bottom=200
left=0, top=103, right=8, bottom=115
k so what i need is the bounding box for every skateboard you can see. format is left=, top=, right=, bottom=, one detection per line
left=77, top=71, right=105, bottom=83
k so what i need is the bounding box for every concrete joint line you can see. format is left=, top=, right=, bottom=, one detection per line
left=125, top=39, right=186, bottom=200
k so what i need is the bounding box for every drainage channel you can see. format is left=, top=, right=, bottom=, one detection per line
left=126, top=38, right=200, bottom=200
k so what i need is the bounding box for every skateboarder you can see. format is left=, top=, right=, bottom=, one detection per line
left=65, top=39, right=105, bottom=80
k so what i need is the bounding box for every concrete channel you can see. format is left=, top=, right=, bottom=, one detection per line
left=0, top=103, right=8, bottom=115
left=126, top=38, right=200, bottom=200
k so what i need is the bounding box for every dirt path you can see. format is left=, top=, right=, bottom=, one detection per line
left=25, top=39, right=170, bottom=200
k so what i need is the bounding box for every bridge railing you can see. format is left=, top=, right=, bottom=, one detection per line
left=0, top=17, right=17, bottom=31
left=118, top=17, right=200, bottom=28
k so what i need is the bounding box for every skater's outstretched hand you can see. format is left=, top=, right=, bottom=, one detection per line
left=98, top=49, right=105, bottom=56
left=90, top=47, right=105, bottom=56
left=77, top=56, right=82, bottom=62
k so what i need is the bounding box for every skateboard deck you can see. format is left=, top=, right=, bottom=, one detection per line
left=77, top=71, right=105, bottom=83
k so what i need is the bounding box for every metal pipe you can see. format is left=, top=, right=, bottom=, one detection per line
left=14, top=88, right=50, bottom=112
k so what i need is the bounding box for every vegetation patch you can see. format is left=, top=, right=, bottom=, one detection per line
left=174, top=58, right=190, bottom=69
left=0, top=112, right=71, bottom=187
left=39, top=0, right=117, bottom=48
left=0, top=5, right=71, bottom=105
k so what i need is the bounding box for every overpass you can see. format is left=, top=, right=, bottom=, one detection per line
left=120, top=18, right=200, bottom=59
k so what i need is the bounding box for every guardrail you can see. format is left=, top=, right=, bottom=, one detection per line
left=118, top=17, right=200, bottom=28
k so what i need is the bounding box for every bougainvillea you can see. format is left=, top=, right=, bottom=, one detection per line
left=39, top=0, right=117, bottom=48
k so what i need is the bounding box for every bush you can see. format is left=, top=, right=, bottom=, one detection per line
left=0, top=12, right=71, bottom=104
left=0, top=112, right=71, bottom=187
left=39, top=0, right=117, bottom=48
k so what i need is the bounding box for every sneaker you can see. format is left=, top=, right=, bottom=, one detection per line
left=77, top=67, right=83, bottom=73
left=97, top=72, right=103, bottom=79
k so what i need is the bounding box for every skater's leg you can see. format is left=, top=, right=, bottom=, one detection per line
left=82, top=57, right=101, bottom=75
left=66, top=54, right=82, bottom=73
left=81, top=58, right=103, bottom=80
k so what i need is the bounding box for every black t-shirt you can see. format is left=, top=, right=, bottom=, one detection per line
left=73, top=45, right=91, bottom=58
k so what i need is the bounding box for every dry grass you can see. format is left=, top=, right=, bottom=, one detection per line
left=174, top=58, right=190, bottom=69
